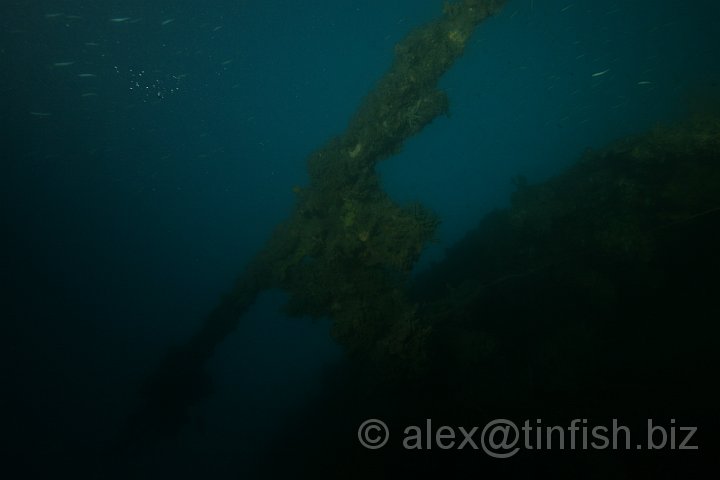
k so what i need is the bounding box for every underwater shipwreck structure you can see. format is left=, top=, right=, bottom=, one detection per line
left=123, top=1, right=720, bottom=475
left=127, top=0, right=508, bottom=438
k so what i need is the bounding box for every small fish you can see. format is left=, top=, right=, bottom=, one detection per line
left=77, top=73, right=97, bottom=78
left=161, top=18, right=175, bottom=26
left=221, top=59, right=233, bottom=66
left=85, top=42, right=100, bottom=47
left=44, top=13, right=63, bottom=18
left=213, top=26, right=223, bottom=32
left=30, top=111, right=52, bottom=117
left=591, top=69, right=610, bottom=77
left=637, top=81, right=653, bottom=85
left=109, top=17, right=131, bottom=23
left=53, top=61, right=75, bottom=67
left=80, top=92, right=98, bottom=97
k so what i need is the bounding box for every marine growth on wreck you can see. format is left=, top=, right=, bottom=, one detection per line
left=126, top=0, right=508, bottom=440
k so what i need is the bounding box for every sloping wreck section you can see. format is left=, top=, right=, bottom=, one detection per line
left=414, top=114, right=720, bottom=392
left=407, top=114, right=720, bottom=476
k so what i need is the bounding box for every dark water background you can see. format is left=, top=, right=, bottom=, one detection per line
left=2, top=0, right=719, bottom=477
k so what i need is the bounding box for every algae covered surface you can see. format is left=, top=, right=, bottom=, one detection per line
left=254, top=0, right=507, bottom=368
